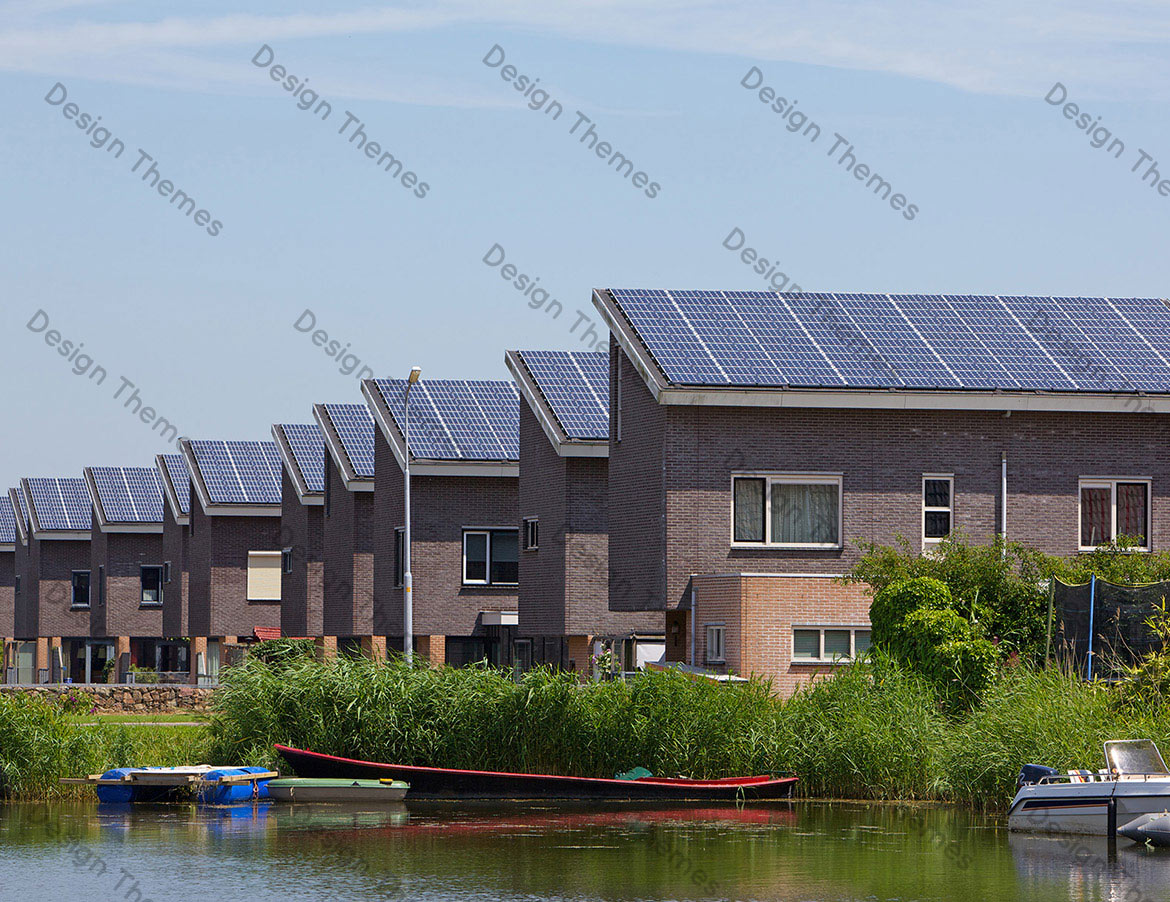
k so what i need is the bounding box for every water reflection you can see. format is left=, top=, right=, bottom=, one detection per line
left=3, top=800, right=1170, bottom=901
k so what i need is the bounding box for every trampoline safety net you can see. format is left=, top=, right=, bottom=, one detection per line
left=1051, top=579, right=1170, bottom=680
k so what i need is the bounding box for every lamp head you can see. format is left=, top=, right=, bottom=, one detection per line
left=408, top=366, right=422, bottom=384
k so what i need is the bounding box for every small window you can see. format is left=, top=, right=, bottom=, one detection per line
left=14, top=575, right=20, bottom=596
left=394, top=527, right=405, bottom=588
left=246, top=551, right=282, bottom=601
left=523, top=518, right=539, bottom=551
left=163, top=561, right=172, bottom=584
left=140, top=566, right=163, bottom=606
left=705, top=625, right=726, bottom=664
left=1080, top=479, right=1150, bottom=549
left=732, top=475, right=842, bottom=548
left=792, top=626, right=871, bottom=664
left=281, top=548, right=293, bottom=575
left=923, top=475, right=954, bottom=546
left=98, top=565, right=104, bottom=605
left=71, top=571, right=91, bottom=608
left=463, top=529, right=520, bottom=586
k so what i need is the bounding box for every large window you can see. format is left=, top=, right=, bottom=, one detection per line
left=71, top=570, right=91, bottom=609
left=463, top=529, right=519, bottom=586
left=923, top=475, right=954, bottom=546
left=140, top=566, right=163, bottom=606
left=1080, top=479, right=1150, bottom=549
left=792, top=626, right=871, bottom=664
left=732, top=475, right=842, bottom=548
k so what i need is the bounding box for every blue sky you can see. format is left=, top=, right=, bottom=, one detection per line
left=2, top=1, right=1169, bottom=481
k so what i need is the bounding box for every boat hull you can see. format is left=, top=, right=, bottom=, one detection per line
left=268, top=778, right=408, bottom=803
left=1008, top=780, right=1170, bottom=835
left=275, top=745, right=798, bottom=801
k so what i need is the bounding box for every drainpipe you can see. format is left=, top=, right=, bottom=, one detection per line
left=689, top=583, right=696, bottom=667
left=1001, top=451, right=1008, bottom=557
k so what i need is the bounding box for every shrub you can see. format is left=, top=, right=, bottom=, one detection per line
left=870, top=577, right=955, bottom=659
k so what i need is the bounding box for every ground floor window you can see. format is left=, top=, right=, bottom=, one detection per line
left=792, top=626, right=871, bottom=664
left=732, top=474, right=842, bottom=548
left=1080, top=478, right=1150, bottom=549
left=463, top=529, right=519, bottom=585
left=71, top=570, right=91, bottom=608
left=923, top=475, right=953, bottom=546
left=705, top=624, right=726, bottom=664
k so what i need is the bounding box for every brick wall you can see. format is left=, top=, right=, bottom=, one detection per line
left=14, top=537, right=32, bottom=639
left=322, top=460, right=375, bottom=637
left=89, top=530, right=165, bottom=639
left=612, top=342, right=1170, bottom=612
left=32, top=538, right=91, bottom=638
left=279, top=468, right=324, bottom=638
left=0, top=551, right=13, bottom=639
left=518, top=401, right=567, bottom=635
left=186, top=501, right=282, bottom=638
left=372, top=430, right=518, bottom=638
left=161, top=505, right=188, bottom=637
left=692, top=574, right=873, bottom=698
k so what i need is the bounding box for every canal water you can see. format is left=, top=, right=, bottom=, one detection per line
left=2, top=800, right=1168, bottom=901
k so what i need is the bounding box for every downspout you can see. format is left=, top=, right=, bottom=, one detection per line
left=1001, top=450, right=1008, bottom=556
left=689, top=582, right=696, bottom=667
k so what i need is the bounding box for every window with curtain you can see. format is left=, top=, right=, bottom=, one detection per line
left=732, top=476, right=841, bottom=547
left=1080, top=479, right=1149, bottom=549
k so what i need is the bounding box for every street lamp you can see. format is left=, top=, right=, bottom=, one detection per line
left=403, top=366, right=421, bottom=662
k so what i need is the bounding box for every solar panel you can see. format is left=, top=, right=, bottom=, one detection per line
left=160, top=454, right=191, bottom=515
left=323, top=404, right=375, bottom=478
left=0, top=496, right=15, bottom=544
left=516, top=349, right=610, bottom=440
left=605, top=289, right=1170, bottom=393
left=371, top=379, right=520, bottom=461
left=10, top=487, right=29, bottom=532
left=25, top=477, right=92, bottom=532
left=278, top=423, right=326, bottom=494
left=189, top=440, right=282, bottom=505
left=89, top=467, right=165, bottom=524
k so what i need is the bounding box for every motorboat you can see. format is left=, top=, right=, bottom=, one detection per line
left=1008, top=740, right=1170, bottom=836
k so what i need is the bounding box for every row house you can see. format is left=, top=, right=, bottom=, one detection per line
left=593, top=287, right=1170, bottom=695
left=0, top=496, right=15, bottom=679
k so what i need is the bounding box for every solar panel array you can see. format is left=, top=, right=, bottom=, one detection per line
left=160, top=454, right=191, bottom=515
left=278, top=423, right=326, bottom=494
left=188, top=440, right=282, bottom=505
left=89, top=467, right=165, bottom=524
left=516, top=349, right=609, bottom=441
left=372, top=379, right=520, bottom=461
left=11, top=487, right=29, bottom=532
left=25, top=477, right=92, bottom=532
left=323, top=404, right=375, bottom=478
left=606, top=289, right=1170, bottom=392
left=0, top=496, right=15, bottom=545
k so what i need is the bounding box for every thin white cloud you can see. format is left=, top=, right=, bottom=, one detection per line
left=2, top=1, right=1169, bottom=100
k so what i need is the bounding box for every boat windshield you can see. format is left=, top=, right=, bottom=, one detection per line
left=1104, top=740, right=1169, bottom=776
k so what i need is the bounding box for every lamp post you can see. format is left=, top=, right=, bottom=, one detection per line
left=403, top=366, right=422, bottom=662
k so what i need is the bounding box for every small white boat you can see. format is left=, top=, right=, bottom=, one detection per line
left=1008, top=740, right=1170, bottom=836
left=267, top=777, right=408, bottom=803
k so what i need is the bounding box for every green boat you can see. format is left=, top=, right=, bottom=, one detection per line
left=267, top=777, right=409, bottom=803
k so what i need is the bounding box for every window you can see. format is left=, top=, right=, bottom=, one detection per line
left=281, top=548, right=292, bottom=574
left=140, top=566, right=163, bottom=606
left=14, top=575, right=19, bottom=596
left=323, top=450, right=332, bottom=518
left=1080, top=479, right=1150, bottom=549
left=163, top=561, right=172, bottom=584
left=246, top=551, right=282, bottom=601
left=731, top=475, right=842, bottom=548
left=523, top=518, right=539, bottom=551
left=71, top=571, right=91, bottom=608
left=792, top=626, right=871, bottom=663
left=394, top=527, right=405, bottom=588
left=923, top=475, right=954, bottom=546
left=705, top=625, right=726, bottom=664
left=463, top=529, right=520, bottom=586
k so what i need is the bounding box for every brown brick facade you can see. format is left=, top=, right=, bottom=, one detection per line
left=279, top=468, right=324, bottom=638
left=88, top=529, right=165, bottom=639
left=372, top=430, right=518, bottom=641
left=610, top=339, right=1170, bottom=612
left=19, top=538, right=91, bottom=639
left=161, top=504, right=188, bottom=637
left=0, top=551, right=13, bottom=640
left=322, top=461, right=375, bottom=638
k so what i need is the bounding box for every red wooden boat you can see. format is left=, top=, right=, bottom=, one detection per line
left=275, top=745, right=798, bottom=801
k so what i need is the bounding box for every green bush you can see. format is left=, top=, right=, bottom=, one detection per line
left=870, top=578, right=955, bottom=659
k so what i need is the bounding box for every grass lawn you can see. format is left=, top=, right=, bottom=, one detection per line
left=69, top=712, right=210, bottom=724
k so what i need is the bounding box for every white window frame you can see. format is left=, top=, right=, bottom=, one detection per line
left=523, top=517, right=539, bottom=552
left=791, top=625, right=871, bottom=665
left=1078, top=477, right=1152, bottom=551
left=730, top=473, right=844, bottom=550
left=705, top=624, right=726, bottom=664
left=462, top=527, right=520, bottom=587
left=922, top=474, right=954, bottom=548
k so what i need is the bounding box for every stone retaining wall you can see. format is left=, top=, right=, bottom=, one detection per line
left=0, top=684, right=213, bottom=713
